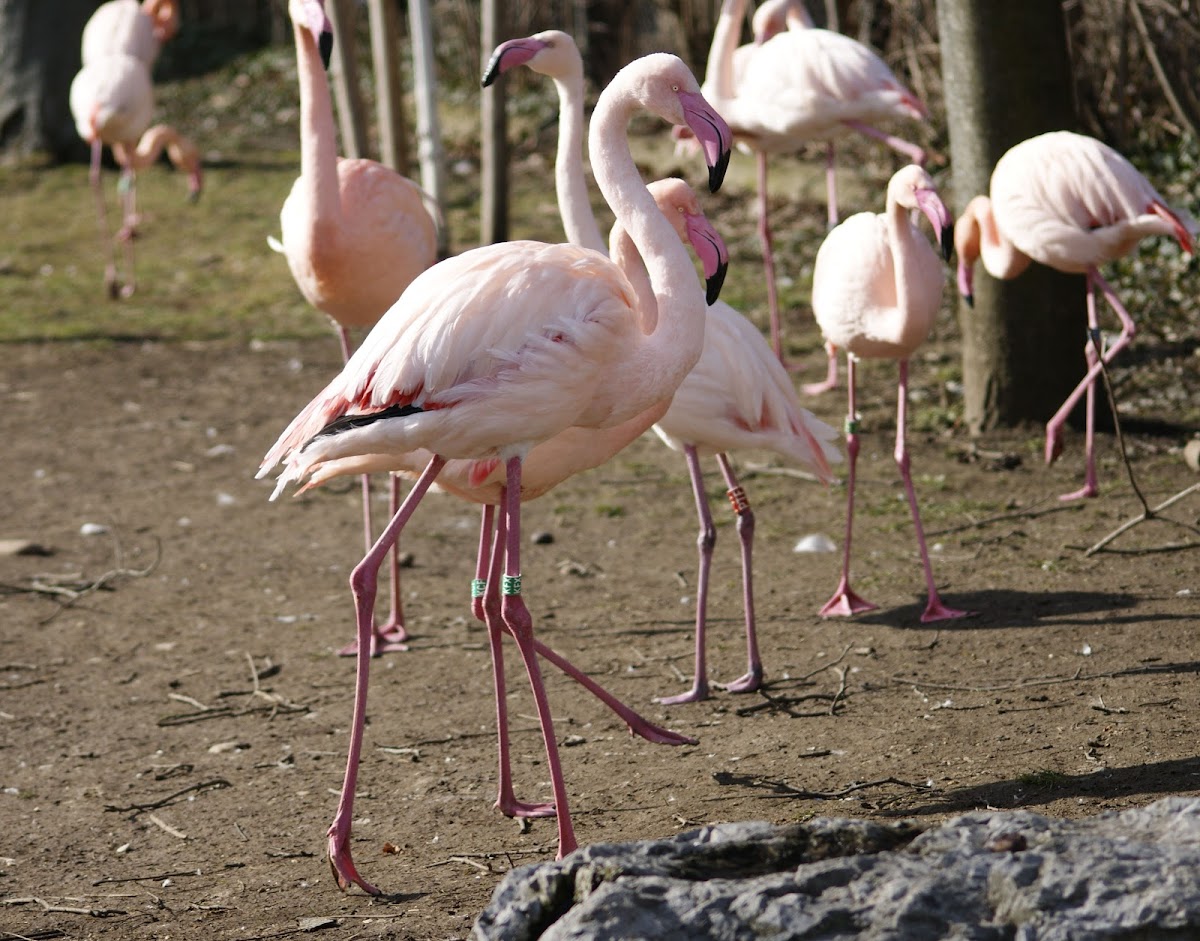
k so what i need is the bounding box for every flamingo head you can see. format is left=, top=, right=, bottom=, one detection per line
left=890, top=165, right=953, bottom=263
left=627, top=55, right=731, bottom=193
left=482, top=30, right=581, bottom=86
left=291, top=0, right=332, bottom=68
left=953, top=197, right=987, bottom=307
left=648, top=178, right=730, bottom=306
left=142, top=0, right=180, bottom=43
left=752, top=0, right=812, bottom=43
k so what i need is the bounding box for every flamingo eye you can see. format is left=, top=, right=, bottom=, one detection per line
left=671, top=84, right=680, bottom=92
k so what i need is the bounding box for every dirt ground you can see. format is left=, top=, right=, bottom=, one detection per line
left=2, top=331, right=1198, bottom=941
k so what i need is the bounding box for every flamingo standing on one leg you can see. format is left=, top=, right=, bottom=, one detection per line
left=484, top=29, right=840, bottom=705
left=813, top=165, right=969, bottom=623
left=82, top=0, right=180, bottom=68
left=276, top=0, right=438, bottom=655
left=953, top=130, right=1196, bottom=501
left=69, top=52, right=201, bottom=298
left=700, top=0, right=927, bottom=382
left=259, top=52, right=731, bottom=894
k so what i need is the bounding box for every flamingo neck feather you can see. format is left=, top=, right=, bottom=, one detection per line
left=294, top=17, right=341, bottom=231
left=550, top=70, right=607, bottom=253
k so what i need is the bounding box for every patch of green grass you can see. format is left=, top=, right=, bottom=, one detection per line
left=1016, top=769, right=1069, bottom=789
left=594, top=504, right=625, bottom=518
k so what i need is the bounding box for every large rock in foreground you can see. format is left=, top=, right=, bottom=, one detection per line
left=474, top=797, right=1200, bottom=939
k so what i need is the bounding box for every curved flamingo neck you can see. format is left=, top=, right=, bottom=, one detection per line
left=294, top=17, right=340, bottom=227
left=548, top=65, right=606, bottom=253
left=705, top=0, right=746, bottom=101
left=608, top=219, right=658, bottom=333
left=588, top=74, right=706, bottom=415
left=969, top=196, right=1031, bottom=280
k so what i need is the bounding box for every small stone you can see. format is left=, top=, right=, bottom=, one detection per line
left=531, top=531, right=555, bottom=545
left=1184, top=439, right=1200, bottom=473
left=80, top=523, right=109, bottom=536
left=0, top=539, right=51, bottom=557
left=794, top=533, right=836, bottom=553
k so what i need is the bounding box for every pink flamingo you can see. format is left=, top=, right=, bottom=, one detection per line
left=82, top=0, right=180, bottom=67
left=284, top=178, right=727, bottom=819
left=484, top=29, right=840, bottom=704
left=275, top=0, right=438, bottom=655
left=813, top=165, right=968, bottom=623
left=259, top=52, right=731, bottom=893
left=701, top=0, right=927, bottom=383
left=69, top=52, right=201, bottom=298
left=954, top=130, right=1196, bottom=501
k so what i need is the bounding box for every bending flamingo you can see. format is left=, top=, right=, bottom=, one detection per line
left=954, top=130, right=1195, bottom=501
left=259, top=52, right=732, bottom=893
left=484, top=29, right=840, bottom=704
left=82, top=0, right=180, bottom=67
left=813, top=165, right=968, bottom=623
left=701, top=0, right=927, bottom=380
left=276, top=0, right=438, bottom=654
left=69, top=52, right=201, bottom=298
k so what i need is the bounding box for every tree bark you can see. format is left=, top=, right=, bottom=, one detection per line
left=937, top=1, right=1088, bottom=434
left=0, top=0, right=101, bottom=163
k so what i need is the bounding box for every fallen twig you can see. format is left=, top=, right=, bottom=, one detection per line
left=926, top=496, right=1079, bottom=537
left=1083, top=482, right=1200, bottom=556
left=103, top=779, right=231, bottom=818
left=709, top=771, right=932, bottom=801
left=895, top=661, right=1179, bottom=694
left=3, top=896, right=127, bottom=917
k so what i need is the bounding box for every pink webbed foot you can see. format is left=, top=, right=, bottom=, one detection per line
left=920, top=597, right=972, bottom=623
left=337, top=626, right=409, bottom=658
left=496, top=796, right=557, bottom=819
left=1058, top=482, right=1098, bottom=502
left=327, top=828, right=380, bottom=896
left=819, top=579, right=878, bottom=618
left=654, top=678, right=710, bottom=706
left=716, top=665, right=763, bottom=695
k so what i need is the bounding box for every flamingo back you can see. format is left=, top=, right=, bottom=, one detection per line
left=260, top=240, right=639, bottom=478
left=991, top=131, right=1183, bottom=272
left=740, top=29, right=924, bottom=145
left=280, top=157, right=438, bottom=328
left=82, top=0, right=160, bottom=67
left=654, top=302, right=839, bottom=479
left=70, top=54, right=155, bottom=146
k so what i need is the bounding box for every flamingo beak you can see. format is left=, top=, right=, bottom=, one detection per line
left=957, top=260, right=975, bottom=308
left=300, top=0, right=333, bottom=68
left=915, top=187, right=953, bottom=262
left=678, top=91, right=732, bottom=193
left=482, top=38, right=547, bottom=87
left=684, top=212, right=730, bottom=305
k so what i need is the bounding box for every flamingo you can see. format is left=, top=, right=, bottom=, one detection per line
left=275, top=0, right=438, bottom=656
left=700, top=0, right=927, bottom=383
left=812, top=165, right=968, bottom=623
left=954, top=130, right=1196, bottom=501
left=69, top=52, right=201, bottom=298
left=82, top=0, right=180, bottom=67
left=484, top=29, right=840, bottom=704
left=258, top=52, right=732, bottom=893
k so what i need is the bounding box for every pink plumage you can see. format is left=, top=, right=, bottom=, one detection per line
left=813, top=165, right=968, bottom=624
left=82, top=0, right=179, bottom=68
left=260, top=52, right=732, bottom=895
left=954, top=130, right=1195, bottom=500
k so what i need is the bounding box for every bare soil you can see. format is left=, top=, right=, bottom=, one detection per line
left=2, top=333, right=1199, bottom=941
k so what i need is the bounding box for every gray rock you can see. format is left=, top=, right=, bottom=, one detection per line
left=473, top=798, right=1200, bottom=940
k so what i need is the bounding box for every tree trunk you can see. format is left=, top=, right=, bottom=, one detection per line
left=938, top=1, right=1088, bottom=435
left=480, top=0, right=507, bottom=245
left=0, top=0, right=101, bottom=163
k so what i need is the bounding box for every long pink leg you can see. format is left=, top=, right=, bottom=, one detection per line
left=757, top=150, right=790, bottom=367
left=115, top=168, right=137, bottom=298
left=334, top=325, right=408, bottom=657
left=800, top=143, right=840, bottom=395
left=713, top=453, right=763, bottom=694
left=496, top=457, right=578, bottom=859
left=1058, top=282, right=1101, bottom=501
left=821, top=357, right=877, bottom=617
left=656, top=445, right=714, bottom=705
left=1047, top=269, right=1130, bottom=497
left=88, top=139, right=122, bottom=299
left=842, top=120, right=927, bottom=166
left=327, top=454, right=445, bottom=896
left=479, top=504, right=557, bottom=819
left=893, top=361, right=970, bottom=622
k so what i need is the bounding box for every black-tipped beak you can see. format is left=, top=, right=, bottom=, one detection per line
left=319, top=30, right=334, bottom=70
left=940, top=224, right=954, bottom=262
left=481, top=47, right=503, bottom=87
left=706, top=260, right=728, bottom=306
left=963, top=293, right=974, bottom=309
left=709, top=147, right=731, bottom=195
